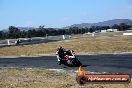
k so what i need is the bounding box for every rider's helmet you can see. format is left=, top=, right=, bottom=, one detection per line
left=59, top=46, right=62, bottom=48
left=59, top=46, right=63, bottom=49
left=57, top=46, right=62, bottom=50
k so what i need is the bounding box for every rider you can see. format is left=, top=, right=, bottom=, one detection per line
left=56, top=46, right=65, bottom=65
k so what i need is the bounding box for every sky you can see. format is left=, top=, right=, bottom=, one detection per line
left=0, top=0, right=132, bottom=30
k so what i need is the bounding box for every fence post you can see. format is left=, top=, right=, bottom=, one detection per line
left=62, top=35, right=65, bottom=40
left=92, top=32, right=95, bottom=37
left=7, top=40, right=10, bottom=45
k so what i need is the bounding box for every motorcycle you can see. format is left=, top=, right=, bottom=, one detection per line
left=56, top=50, right=82, bottom=67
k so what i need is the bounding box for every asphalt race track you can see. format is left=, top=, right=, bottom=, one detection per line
left=0, top=54, right=132, bottom=74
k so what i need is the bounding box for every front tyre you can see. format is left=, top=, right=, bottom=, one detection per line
left=72, top=58, right=82, bottom=66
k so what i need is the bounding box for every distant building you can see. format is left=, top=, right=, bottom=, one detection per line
left=101, top=30, right=107, bottom=33
left=95, top=29, right=118, bottom=33
left=113, top=29, right=118, bottom=32
left=107, top=29, right=118, bottom=32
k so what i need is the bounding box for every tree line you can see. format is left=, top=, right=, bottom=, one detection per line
left=0, top=23, right=131, bottom=39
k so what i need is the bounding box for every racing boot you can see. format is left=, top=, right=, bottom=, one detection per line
left=58, top=61, right=61, bottom=65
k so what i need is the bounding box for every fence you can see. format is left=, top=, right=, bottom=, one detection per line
left=0, top=35, right=70, bottom=46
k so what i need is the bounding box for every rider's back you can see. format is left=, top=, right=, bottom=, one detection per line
left=57, top=47, right=64, bottom=58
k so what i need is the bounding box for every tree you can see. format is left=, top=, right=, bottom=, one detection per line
left=100, top=26, right=110, bottom=30
left=58, top=29, right=66, bottom=35
left=119, top=23, right=130, bottom=31
left=8, top=26, right=21, bottom=38
left=89, top=26, right=96, bottom=33
left=112, top=23, right=130, bottom=31
left=89, top=28, right=94, bottom=33
left=38, top=25, right=47, bottom=37
left=112, top=24, right=120, bottom=30
left=45, top=28, right=57, bottom=36
left=20, top=31, right=27, bottom=38
left=84, top=27, right=89, bottom=33
left=0, top=31, right=3, bottom=39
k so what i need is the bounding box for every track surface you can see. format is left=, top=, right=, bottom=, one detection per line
left=0, top=54, right=132, bottom=74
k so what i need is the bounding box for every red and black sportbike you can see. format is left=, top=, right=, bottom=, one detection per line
left=56, top=50, right=82, bottom=67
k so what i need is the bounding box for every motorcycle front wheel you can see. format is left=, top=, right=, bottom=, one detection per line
left=72, top=58, right=82, bottom=67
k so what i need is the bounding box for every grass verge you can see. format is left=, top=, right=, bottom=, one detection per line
left=0, top=68, right=131, bottom=88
